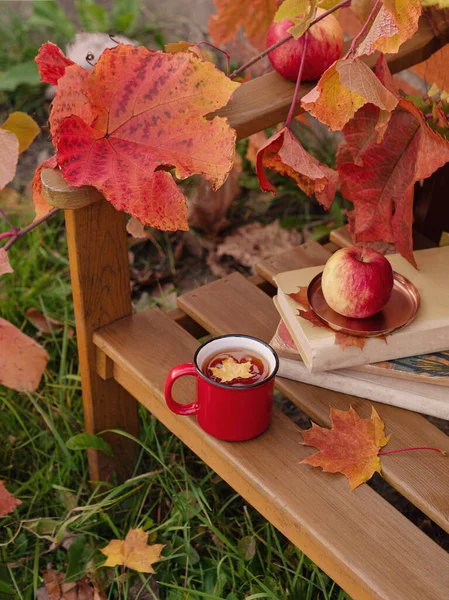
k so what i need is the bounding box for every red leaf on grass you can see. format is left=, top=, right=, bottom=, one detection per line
left=35, top=42, right=75, bottom=85
left=256, top=127, right=338, bottom=209
left=55, top=44, right=239, bottom=231
left=0, top=317, right=49, bottom=392
left=0, top=481, right=22, bottom=517
left=337, top=99, right=449, bottom=265
left=32, top=155, right=58, bottom=221
left=26, top=308, right=74, bottom=339
left=289, top=286, right=367, bottom=351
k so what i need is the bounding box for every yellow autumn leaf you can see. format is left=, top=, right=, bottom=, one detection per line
left=1, top=112, right=40, bottom=154
left=301, top=58, right=398, bottom=132
left=421, top=0, right=449, bottom=6
left=100, top=528, right=165, bottom=573
left=274, top=0, right=318, bottom=39
left=211, top=357, right=254, bottom=383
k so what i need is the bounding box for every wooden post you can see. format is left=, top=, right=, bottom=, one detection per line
left=42, top=169, right=139, bottom=482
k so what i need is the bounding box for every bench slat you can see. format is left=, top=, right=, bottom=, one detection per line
left=177, top=272, right=449, bottom=533
left=93, top=308, right=449, bottom=600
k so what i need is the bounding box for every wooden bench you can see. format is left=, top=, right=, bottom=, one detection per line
left=41, top=15, right=449, bottom=600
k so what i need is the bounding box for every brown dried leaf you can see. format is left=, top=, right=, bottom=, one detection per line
left=289, top=286, right=368, bottom=351
left=26, top=308, right=74, bottom=339
left=0, top=248, right=13, bottom=276
left=40, top=570, right=96, bottom=600
left=0, top=480, right=22, bottom=517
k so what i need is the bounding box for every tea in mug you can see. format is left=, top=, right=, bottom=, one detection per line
left=203, top=349, right=269, bottom=386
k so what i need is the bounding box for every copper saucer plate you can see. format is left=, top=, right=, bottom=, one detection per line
left=307, top=271, right=420, bottom=338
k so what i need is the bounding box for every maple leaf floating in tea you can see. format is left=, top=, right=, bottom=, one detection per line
left=211, top=357, right=254, bottom=383
left=209, top=0, right=279, bottom=50
left=100, top=527, right=165, bottom=573
left=288, top=287, right=367, bottom=351
left=300, top=406, right=390, bottom=491
left=0, top=480, right=22, bottom=517
left=35, top=43, right=239, bottom=232
left=257, top=127, right=339, bottom=209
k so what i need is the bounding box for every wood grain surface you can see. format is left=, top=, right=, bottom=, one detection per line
left=93, top=308, right=449, bottom=600
left=178, top=270, right=449, bottom=533
left=64, top=199, right=139, bottom=481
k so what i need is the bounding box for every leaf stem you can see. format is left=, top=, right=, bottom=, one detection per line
left=344, top=0, right=381, bottom=59
left=285, top=32, right=309, bottom=129
left=0, top=207, right=15, bottom=229
left=379, top=447, right=447, bottom=456
left=197, top=41, right=231, bottom=77
left=2, top=208, right=60, bottom=252
left=230, top=0, right=351, bottom=80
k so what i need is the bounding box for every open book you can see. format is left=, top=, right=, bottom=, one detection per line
left=274, top=246, right=449, bottom=372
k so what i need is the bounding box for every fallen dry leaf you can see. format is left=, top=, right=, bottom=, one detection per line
left=100, top=528, right=165, bottom=573
left=300, top=406, right=390, bottom=490
left=188, top=153, right=242, bottom=234
left=26, top=308, right=74, bottom=339
left=0, top=248, right=13, bottom=276
left=0, top=480, right=22, bottom=517
left=208, top=220, right=302, bottom=276
left=289, top=286, right=367, bottom=351
left=40, top=570, right=99, bottom=600
left=0, top=128, right=19, bottom=190
left=0, top=317, right=49, bottom=392
left=127, top=217, right=147, bottom=239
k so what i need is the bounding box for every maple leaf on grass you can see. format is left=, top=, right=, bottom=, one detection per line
left=355, top=0, right=422, bottom=57
left=301, top=58, right=398, bottom=133
left=0, top=480, right=22, bottom=517
left=256, top=127, right=339, bottom=209
left=289, top=287, right=367, bottom=351
left=209, top=0, right=279, bottom=50
left=55, top=44, right=239, bottom=231
left=300, top=406, right=390, bottom=491
left=100, top=527, right=165, bottom=573
left=337, top=98, right=449, bottom=265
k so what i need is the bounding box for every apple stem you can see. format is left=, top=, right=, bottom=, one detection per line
left=344, top=0, right=382, bottom=59
left=229, top=0, right=352, bottom=80
left=379, top=447, right=447, bottom=456
left=285, top=32, right=309, bottom=129
left=197, top=41, right=231, bottom=77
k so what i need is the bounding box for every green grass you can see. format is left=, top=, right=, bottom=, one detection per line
left=0, top=211, right=351, bottom=599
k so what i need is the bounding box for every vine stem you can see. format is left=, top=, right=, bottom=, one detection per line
left=379, top=447, right=447, bottom=456
left=285, top=32, right=309, bottom=129
left=344, top=0, right=381, bottom=59
left=230, top=0, right=352, bottom=80
left=197, top=41, right=231, bottom=77
left=2, top=208, right=60, bottom=252
left=0, top=207, right=15, bottom=229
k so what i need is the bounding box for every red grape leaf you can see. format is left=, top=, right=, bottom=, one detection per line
left=0, top=129, right=19, bottom=191
left=0, top=248, right=13, bottom=276
left=0, top=481, right=22, bottom=517
left=355, top=0, right=421, bottom=57
left=35, top=41, right=75, bottom=85
left=300, top=405, right=390, bottom=490
left=208, top=0, right=279, bottom=50
left=0, top=317, right=49, bottom=392
left=256, top=127, right=339, bottom=209
left=56, top=44, right=239, bottom=231
left=100, top=527, right=165, bottom=573
left=289, top=287, right=367, bottom=350
left=31, top=155, right=58, bottom=221
left=301, top=58, right=398, bottom=132
left=337, top=98, right=449, bottom=265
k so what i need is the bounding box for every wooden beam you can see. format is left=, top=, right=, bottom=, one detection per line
left=216, top=17, right=449, bottom=139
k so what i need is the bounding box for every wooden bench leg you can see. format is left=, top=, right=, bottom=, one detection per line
left=65, top=199, right=139, bottom=482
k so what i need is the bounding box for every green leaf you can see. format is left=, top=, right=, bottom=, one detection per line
left=113, top=12, right=135, bottom=32
left=66, top=536, right=88, bottom=582
left=0, top=62, right=41, bottom=91
left=237, top=536, right=256, bottom=561
left=0, top=580, right=14, bottom=595
left=66, top=433, right=114, bottom=456
left=76, top=0, right=110, bottom=32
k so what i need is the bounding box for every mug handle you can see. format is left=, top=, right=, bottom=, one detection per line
left=165, top=363, right=200, bottom=416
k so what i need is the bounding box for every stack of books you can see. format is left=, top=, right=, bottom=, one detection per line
left=272, top=246, right=449, bottom=419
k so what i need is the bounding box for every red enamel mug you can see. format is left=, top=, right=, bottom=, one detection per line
left=164, top=334, right=279, bottom=441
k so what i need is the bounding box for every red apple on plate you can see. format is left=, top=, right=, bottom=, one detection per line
left=266, top=8, right=344, bottom=82
left=321, top=247, right=394, bottom=319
